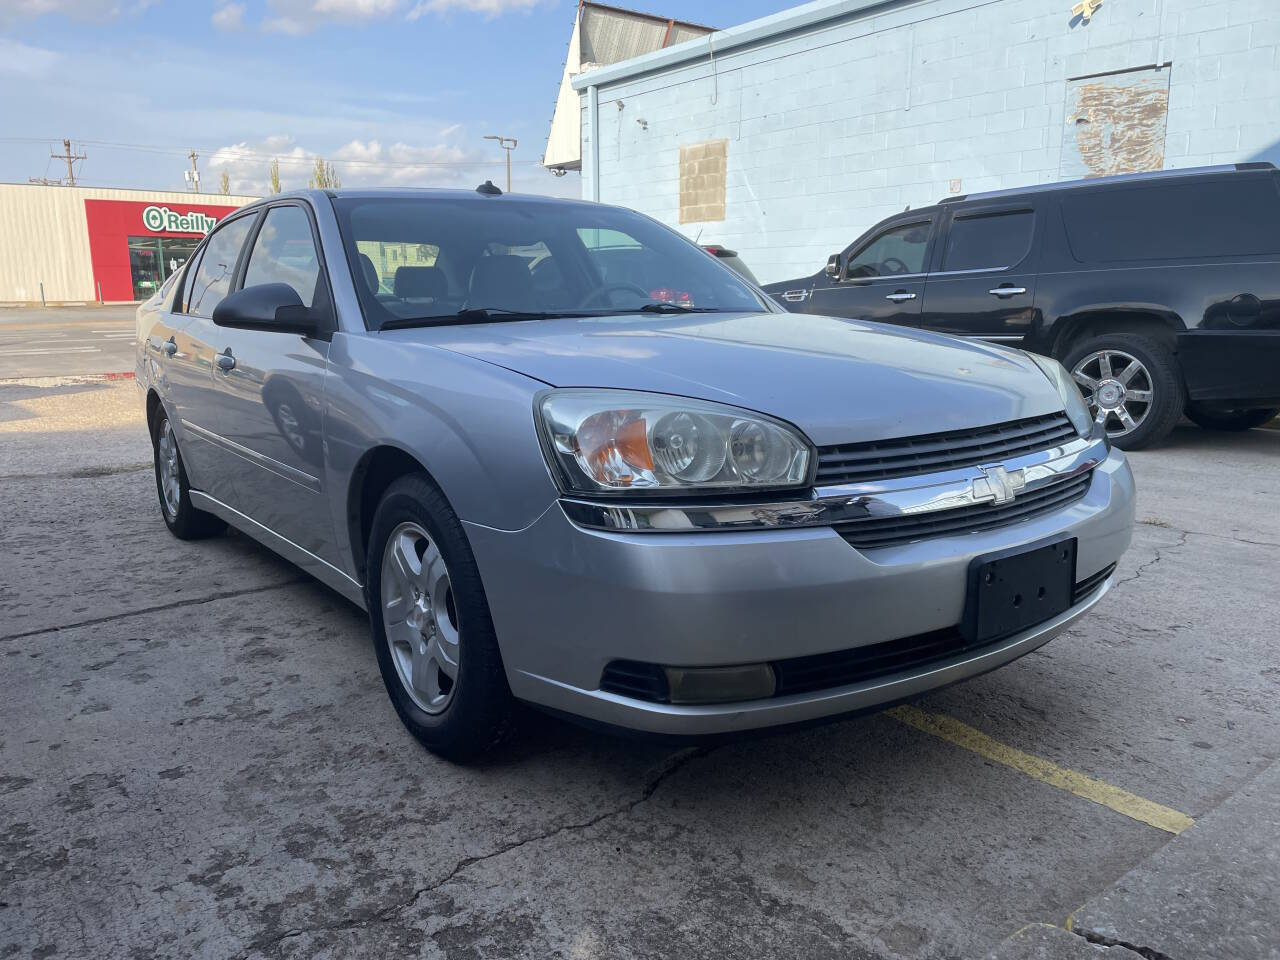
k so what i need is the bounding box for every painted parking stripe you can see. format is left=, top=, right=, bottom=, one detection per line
left=888, top=705, right=1195, bottom=835
left=0, top=347, right=100, bottom=356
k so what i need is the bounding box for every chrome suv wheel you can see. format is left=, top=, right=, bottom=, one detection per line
left=1071, top=349, right=1153, bottom=440
left=381, top=521, right=461, bottom=714
left=1062, top=334, right=1185, bottom=451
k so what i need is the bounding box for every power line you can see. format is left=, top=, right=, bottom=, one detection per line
left=1, top=136, right=544, bottom=169
left=28, top=137, right=85, bottom=186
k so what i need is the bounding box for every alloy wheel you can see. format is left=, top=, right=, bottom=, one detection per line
left=1070, top=349, right=1153, bottom=440
left=380, top=521, right=461, bottom=714
left=157, top=419, right=181, bottom=519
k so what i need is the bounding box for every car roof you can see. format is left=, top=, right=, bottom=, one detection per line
left=248, top=186, right=608, bottom=211
left=937, top=161, right=1276, bottom=206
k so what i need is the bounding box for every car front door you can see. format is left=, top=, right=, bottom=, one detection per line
left=919, top=202, right=1040, bottom=340
left=200, top=201, right=338, bottom=560
left=804, top=216, right=935, bottom=325
left=165, top=211, right=260, bottom=498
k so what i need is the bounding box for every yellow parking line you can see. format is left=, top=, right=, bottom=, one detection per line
left=887, top=705, right=1195, bottom=835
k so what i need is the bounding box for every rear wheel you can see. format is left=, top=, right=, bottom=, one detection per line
left=366, top=474, right=513, bottom=761
left=1064, top=334, right=1184, bottom=450
left=152, top=414, right=226, bottom=540
left=1185, top=404, right=1279, bottom=432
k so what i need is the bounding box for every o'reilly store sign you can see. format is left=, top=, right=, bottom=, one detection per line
left=142, top=205, right=220, bottom=234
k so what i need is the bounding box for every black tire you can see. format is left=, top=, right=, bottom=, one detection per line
left=1185, top=404, right=1279, bottom=432
left=366, top=473, right=513, bottom=761
left=151, top=412, right=226, bottom=540
left=1062, top=333, right=1185, bottom=451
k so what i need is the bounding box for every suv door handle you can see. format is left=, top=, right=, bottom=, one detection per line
left=779, top=289, right=809, bottom=303
left=884, top=291, right=917, bottom=302
left=215, top=349, right=236, bottom=372
left=988, top=286, right=1027, bottom=298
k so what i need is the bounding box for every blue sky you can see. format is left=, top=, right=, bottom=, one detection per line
left=0, top=0, right=793, bottom=198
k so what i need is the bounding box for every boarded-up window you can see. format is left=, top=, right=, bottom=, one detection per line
left=1060, top=67, right=1170, bottom=179
left=679, top=139, right=727, bottom=224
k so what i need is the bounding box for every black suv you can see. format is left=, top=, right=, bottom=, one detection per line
left=764, top=163, right=1280, bottom=449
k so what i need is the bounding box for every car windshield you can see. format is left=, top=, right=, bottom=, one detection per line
left=332, top=196, right=771, bottom=330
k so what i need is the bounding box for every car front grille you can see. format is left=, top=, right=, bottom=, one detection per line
left=834, top=470, right=1092, bottom=550
left=600, top=564, right=1109, bottom=704
left=1072, top=563, right=1116, bottom=603
left=815, top=413, right=1079, bottom=486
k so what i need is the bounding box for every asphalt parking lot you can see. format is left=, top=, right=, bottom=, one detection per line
left=2, top=374, right=1277, bottom=959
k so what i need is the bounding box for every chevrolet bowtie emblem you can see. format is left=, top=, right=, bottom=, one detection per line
left=973, top=465, right=1025, bottom=505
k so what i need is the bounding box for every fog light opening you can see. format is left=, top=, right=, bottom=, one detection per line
left=663, top=663, right=776, bottom=704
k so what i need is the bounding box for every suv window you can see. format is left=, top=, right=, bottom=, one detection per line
left=943, top=210, right=1034, bottom=271
left=1062, top=176, right=1280, bottom=262
left=186, top=215, right=255, bottom=317
left=846, top=221, right=931, bottom=278
left=244, top=205, right=321, bottom=308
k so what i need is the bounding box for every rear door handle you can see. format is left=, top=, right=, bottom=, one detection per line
left=988, top=286, right=1027, bottom=298
left=885, top=291, right=917, bottom=302
left=152, top=336, right=177, bottom=356
left=215, top=349, right=236, bottom=372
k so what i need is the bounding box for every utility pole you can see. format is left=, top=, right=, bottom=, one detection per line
left=184, top=149, right=201, bottom=193
left=34, top=139, right=86, bottom=186
left=483, top=135, right=517, bottom=193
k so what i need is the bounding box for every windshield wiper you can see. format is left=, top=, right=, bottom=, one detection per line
left=379, top=308, right=602, bottom=331
left=633, top=302, right=724, bottom=314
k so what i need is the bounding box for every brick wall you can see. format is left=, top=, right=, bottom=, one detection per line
left=579, top=0, right=1280, bottom=285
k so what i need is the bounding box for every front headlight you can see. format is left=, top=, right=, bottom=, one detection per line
left=1030, top=354, right=1094, bottom=438
left=537, top=389, right=813, bottom=495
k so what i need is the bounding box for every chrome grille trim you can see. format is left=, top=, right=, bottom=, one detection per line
left=815, top=413, right=1078, bottom=486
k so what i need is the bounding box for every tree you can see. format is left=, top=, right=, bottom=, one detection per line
left=308, top=157, right=341, bottom=189
left=268, top=158, right=281, bottom=195
left=219, top=170, right=231, bottom=195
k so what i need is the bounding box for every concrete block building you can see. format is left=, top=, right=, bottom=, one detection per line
left=563, top=0, right=1280, bottom=284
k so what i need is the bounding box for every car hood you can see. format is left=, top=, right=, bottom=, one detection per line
left=405, top=312, right=1063, bottom=446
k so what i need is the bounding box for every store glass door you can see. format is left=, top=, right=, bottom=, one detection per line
left=128, top=236, right=203, bottom=300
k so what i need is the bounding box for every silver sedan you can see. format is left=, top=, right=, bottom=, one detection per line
left=136, top=187, right=1134, bottom=759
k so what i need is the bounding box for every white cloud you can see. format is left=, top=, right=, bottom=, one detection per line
left=0, top=0, right=156, bottom=22
left=262, top=0, right=405, bottom=33
left=211, top=2, right=246, bottom=29
left=407, top=0, right=548, bottom=17
left=0, top=37, right=60, bottom=77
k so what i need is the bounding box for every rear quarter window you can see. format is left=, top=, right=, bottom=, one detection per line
left=1062, top=175, right=1280, bottom=263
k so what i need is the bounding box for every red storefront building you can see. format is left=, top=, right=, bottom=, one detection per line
left=0, top=184, right=257, bottom=304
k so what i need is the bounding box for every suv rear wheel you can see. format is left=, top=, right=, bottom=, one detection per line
left=1185, top=404, right=1279, bottom=432
left=1063, top=334, right=1185, bottom=450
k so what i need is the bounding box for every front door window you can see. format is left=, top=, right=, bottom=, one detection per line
left=845, top=221, right=932, bottom=279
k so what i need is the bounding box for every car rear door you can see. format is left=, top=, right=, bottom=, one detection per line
left=919, top=201, right=1040, bottom=341
left=164, top=211, right=259, bottom=497
left=804, top=215, right=936, bottom=325
left=198, top=201, right=338, bottom=560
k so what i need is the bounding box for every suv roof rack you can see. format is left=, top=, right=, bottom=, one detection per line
left=936, top=162, right=1275, bottom=206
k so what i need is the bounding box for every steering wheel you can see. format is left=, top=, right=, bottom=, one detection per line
left=881, top=257, right=909, bottom=275
left=579, top=281, right=652, bottom=309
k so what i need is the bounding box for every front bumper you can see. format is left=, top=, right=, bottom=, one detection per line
left=464, top=445, right=1135, bottom=736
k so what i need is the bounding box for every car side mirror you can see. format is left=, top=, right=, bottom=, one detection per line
left=212, top=283, right=325, bottom=338
left=824, top=254, right=845, bottom=279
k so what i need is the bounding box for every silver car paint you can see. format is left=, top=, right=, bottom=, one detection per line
left=136, top=188, right=1135, bottom=734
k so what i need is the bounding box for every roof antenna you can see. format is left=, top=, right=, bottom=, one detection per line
left=476, top=180, right=502, bottom=196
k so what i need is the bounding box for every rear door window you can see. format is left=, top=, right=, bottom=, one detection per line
left=186, top=215, right=256, bottom=317
left=1062, top=176, right=1280, bottom=262
left=942, top=210, right=1034, bottom=271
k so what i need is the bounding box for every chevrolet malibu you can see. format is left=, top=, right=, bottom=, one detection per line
left=136, top=186, right=1134, bottom=759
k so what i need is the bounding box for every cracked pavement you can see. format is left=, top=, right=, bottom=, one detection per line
left=1, top=380, right=1277, bottom=959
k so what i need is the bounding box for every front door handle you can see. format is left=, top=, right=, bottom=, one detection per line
left=215, top=349, right=236, bottom=372
left=779, top=289, right=809, bottom=303
left=885, top=291, right=917, bottom=302
left=988, top=286, right=1028, bottom=298
left=164, top=336, right=177, bottom=357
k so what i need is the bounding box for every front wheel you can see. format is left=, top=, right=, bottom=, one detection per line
left=1063, top=334, right=1185, bottom=450
left=1185, top=404, right=1278, bottom=432
left=366, top=474, right=513, bottom=761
